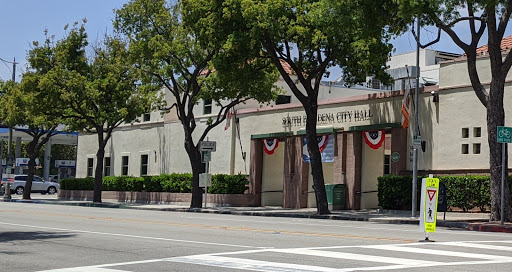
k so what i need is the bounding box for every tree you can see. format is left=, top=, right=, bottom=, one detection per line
left=188, top=0, right=404, bottom=214
left=397, top=1, right=512, bottom=221
left=0, top=74, right=62, bottom=199
left=36, top=23, right=163, bottom=203
left=114, top=0, right=279, bottom=208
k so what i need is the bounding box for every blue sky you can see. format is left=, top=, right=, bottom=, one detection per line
left=0, top=1, right=503, bottom=81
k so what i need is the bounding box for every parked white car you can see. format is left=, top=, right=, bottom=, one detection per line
left=4, top=175, right=60, bottom=195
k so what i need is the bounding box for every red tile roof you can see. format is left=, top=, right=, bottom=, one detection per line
left=280, top=59, right=294, bottom=75
left=475, top=35, right=512, bottom=55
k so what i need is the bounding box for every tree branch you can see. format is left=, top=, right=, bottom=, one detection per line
left=263, top=36, right=308, bottom=104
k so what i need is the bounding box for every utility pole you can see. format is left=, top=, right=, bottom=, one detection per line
left=411, top=18, right=420, bottom=217
left=3, top=57, right=16, bottom=200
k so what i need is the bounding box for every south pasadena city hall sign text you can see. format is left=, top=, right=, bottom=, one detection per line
left=283, top=109, right=373, bottom=127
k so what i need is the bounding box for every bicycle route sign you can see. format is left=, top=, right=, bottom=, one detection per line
left=497, top=126, right=512, bottom=143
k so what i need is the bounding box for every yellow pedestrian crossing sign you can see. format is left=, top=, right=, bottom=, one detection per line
left=424, top=178, right=440, bottom=232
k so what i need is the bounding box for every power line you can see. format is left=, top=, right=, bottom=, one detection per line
left=0, top=58, right=13, bottom=75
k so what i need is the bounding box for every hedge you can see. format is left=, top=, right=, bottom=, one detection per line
left=378, top=175, right=512, bottom=212
left=60, top=173, right=247, bottom=194
left=208, top=174, right=248, bottom=194
left=59, top=177, right=95, bottom=191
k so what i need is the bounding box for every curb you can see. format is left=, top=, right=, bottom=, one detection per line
left=467, top=223, right=512, bottom=233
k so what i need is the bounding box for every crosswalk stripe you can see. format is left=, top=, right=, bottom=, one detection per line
left=168, top=255, right=344, bottom=272
left=271, top=248, right=440, bottom=265
left=442, top=242, right=512, bottom=251
left=39, top=268, right=128, bottom=272
left=365, top=244, right=512, bottom=260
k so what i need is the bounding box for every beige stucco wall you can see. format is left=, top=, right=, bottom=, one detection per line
left=261, top=143, right=285, bottom=206
left=76, top=122, right=166, bottom=178
left=360, top=140, right=384, bottom=209
left=306, top=162, right=334, bottom=208
left=435, top=57, right=512, bottom=170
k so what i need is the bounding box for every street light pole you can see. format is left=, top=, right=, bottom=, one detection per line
left=3, top=57, right=16, bottom=200
left=412, top=18, right=420, bottom=218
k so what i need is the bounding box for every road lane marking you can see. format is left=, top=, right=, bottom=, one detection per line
left=442, top=241, right=512, bottom=251
left=168, top=255, right=345, bottom=272
left=39, top=268, right=128, bottom=272
left=0, top=222, right=267, bottom=249
left=364, top=244, right=512, bottom=260
left=270, top=248, right=441, bottom=265
left=36, top=240, right=512, bottom=272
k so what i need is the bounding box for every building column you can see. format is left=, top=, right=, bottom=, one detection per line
left=344, top=131, right=362, bottom=210
left=390, top=127, right=408, bottom=175
left=333, top=132, right=346, bottom=208
left=15, top=137, right=22, bottom=174
left=43, top=138, right=52, bottom=181
left=249, top=139, right=262, bottom=206
left=283, top=137, right=308, bottom=208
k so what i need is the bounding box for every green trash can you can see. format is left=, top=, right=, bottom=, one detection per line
left=325, top=184, right=346, bottom=210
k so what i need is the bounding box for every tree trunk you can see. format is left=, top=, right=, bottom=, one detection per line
left=185, top=136, right=203, bottom=208
left=93, top=132, right=106, bottom=203
left=488, top=79, right=512, bottom=221
left=22, top=145, right=39, bottom=200
left=304, top=104, right=330, bottom=215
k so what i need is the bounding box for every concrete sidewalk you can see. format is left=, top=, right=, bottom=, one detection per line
left=1, top=195, right=511, bottom=233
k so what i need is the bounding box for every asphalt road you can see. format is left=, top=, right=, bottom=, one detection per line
left=0, top=202, right=511, bottom=272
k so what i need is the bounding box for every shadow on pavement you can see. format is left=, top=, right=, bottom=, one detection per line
left=0, top=231, right=76, bottom=243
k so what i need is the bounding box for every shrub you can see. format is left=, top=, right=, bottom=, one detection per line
left=378, top=174, right=508, bottom=212
left=102, top=176, right=144, bottom=192
left=143, top=175, right=163, bottom=192
left=161, top=173, right=192, bottom=193
left=59, top=177, right=94, bottom=190
left=209, top=174, right=248, bottom=194
left=61, top=173, right=248, bottom=194
left=377, top=175, right=421, bottom=210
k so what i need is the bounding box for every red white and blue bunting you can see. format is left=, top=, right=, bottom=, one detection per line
left=317, top=135, right=329, bottom=152
left=302, top=135, right=334, bottom=163
left=363, top=130, right=385, bottom=149
left=263, top=138, right=279, bottom=155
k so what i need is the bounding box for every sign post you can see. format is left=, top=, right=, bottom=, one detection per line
left=497, top=126, right=512, bottom=225
left=199, top=140, right=216, bottom=208
left=420, top=175, right=439, bottom=242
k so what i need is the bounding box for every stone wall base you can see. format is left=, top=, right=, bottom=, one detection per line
left=58, top=190, right=259, bottom=207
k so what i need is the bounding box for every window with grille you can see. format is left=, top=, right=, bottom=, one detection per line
left=140, top=154, right=148, bottom=176
left=204, top=99, right=212, bottom=114
left=87, top=158, right=94, bottom=177
left=104, top=157, right=111, bottom=177
left=122, top=156, right=129, bottom=176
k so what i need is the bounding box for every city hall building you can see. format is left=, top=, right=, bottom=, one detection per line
left=74, top=46, right=512, bottom=209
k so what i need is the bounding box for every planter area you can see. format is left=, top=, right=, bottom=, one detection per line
left=58, top=189, right=260, bottom=207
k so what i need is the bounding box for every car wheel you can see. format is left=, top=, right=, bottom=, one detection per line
left=15, top=187, right=24, bottom=195
left=47, top=186, right=57, bottom=195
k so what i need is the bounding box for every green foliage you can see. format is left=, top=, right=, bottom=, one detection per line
left=29, top=22, right=164, bottom=201
left=378, top=175, right=512, bottom=212
left=377, top=175, right=421, bottom=210
left=115, top=0, right=279, bottom=206
left=209, top=174, right=248, bottom=194
left=103, top=176, right=144, bottom=192
left=60, top=177, right=95, bottom=190
left=143, top=175, right=163, bottom=192
left=161, top=173, right=193, bottom=193
left=60, top=173, right=248, bottom=194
